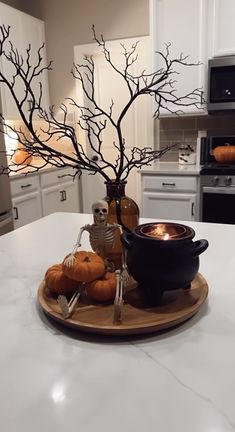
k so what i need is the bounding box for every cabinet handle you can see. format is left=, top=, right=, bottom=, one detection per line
left=162, top=182, right=176, bottom=187
left=60, top=190, right=64, bottom=202
left=13, top=206, right=19, bottom=220
left=191, top=202, right=195, bottom=216
left=200, top=90, right=204, bottom=105
left=63, top=190, right=67, bottom=201
left=21, top=183, right=32, bottom=189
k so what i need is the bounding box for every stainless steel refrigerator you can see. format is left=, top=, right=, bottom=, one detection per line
left=0, top=102, right=14, bottom=235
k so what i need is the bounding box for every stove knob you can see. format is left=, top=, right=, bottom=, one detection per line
left=212, top=176, right=219, bottom=186
left=225, top=176, right=232, bottom=186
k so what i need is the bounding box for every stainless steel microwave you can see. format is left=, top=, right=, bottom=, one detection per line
left=208, top=56, right=235, bottom=112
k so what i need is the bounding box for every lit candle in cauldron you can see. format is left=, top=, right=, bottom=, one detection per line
left=138, top=223, right=187, bottom=240
left=122, top=221, right=209, bottom=305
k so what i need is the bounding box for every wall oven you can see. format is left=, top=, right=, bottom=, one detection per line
left=200, top=136, right=235, bottom=224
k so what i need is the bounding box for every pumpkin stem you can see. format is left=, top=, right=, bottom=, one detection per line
left=83, top=256, right=91, bottom=262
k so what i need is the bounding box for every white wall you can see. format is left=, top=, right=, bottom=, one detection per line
left=40, top=0, right=149, bottom=110
left=1, top=0, right=149, bottom=110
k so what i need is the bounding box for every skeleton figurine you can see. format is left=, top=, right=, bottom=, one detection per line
left=64, top=200, right=129, bottom=323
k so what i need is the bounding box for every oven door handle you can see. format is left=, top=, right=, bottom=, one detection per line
left=203, top=186, right=235, bottom=194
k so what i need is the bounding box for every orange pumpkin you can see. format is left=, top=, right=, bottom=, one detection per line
left=214, top=146, right=235, bottom=163
left=86, top=272, right=117, bottom=302
left=12, top=144, right=33, bottom=165
left=45, top=263, right=78, bottom=295
left=62, top=251, right=105, bottom=283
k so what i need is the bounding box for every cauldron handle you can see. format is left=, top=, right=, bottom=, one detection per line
left=121, top=232, right=134, bottom=250
left=191, top=239, right=209, bottom=256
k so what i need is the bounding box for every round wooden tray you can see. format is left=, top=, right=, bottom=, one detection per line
left=38, top=273, right=208, bottom=336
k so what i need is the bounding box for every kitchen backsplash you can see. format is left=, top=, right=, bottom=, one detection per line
left=7, top=119, right=76, bottom=160
left=8, top=113, right=235, bottom=165
left=158, top=113, right=235, bottom=162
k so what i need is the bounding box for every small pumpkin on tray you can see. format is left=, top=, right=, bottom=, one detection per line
left=86, top=271, right=117, bottom=302
left=45, top=263, right=78, bottom=295
left=62, top=251, right=105, bottom=283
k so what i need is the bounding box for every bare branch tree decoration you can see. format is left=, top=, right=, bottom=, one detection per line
left=0, top=24, right=202, bottom=180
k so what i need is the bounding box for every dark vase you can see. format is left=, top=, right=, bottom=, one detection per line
left=104, top=180, right=139, bottom=269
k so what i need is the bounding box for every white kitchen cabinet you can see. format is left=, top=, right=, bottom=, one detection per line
left=10, top=174, right=42, bottom=229
left=19, top=13, right=50, bottom=113
left=10, top=174, right=40, bottom=196
left=150, top=0, right=208, bottom=115
left=143, top=192, right=196, bottom=221
left=142, top=174, right=199, bottom=221
left=41, top=181, right=79, bottom=216
left=40, top=167, right=79, bottom=217
left=0, top=2, right=49, bottom=119
left=10, top=167, right=80, bottom=229
left=208, top=0, right=235, bottom=57
left=12, top=191, right=42, bottom=229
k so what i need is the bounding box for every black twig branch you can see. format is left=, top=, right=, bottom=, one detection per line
left=0, top=25, right=202, bottom=181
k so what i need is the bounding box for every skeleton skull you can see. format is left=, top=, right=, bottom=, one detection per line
left=92, top=200, right=108, bottom=225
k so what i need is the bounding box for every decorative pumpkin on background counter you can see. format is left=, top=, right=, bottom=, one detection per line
left=213, top=145, right=235, bottom=163
left=86, top=272, right=117, bottom=302
left=45, top=263, right=78, bottom=295
left=62, top=251, right=105, bottom=283
left=12, top=143, right=33, bottom=165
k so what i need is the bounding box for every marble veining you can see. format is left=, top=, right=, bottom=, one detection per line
left=0, top=212, right=235, bottom=432
left=133, top=342, right=235, bottom=430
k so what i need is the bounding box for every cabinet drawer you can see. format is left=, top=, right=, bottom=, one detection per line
left=40, top=167, right=76, bottom=188
left=10, top=175, right=40, bottom=197
left=142, top=175, right=197, bottom=193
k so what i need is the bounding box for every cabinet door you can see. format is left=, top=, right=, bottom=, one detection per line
left=0, top=3, right=25, bottom=119
left=0, top=3, right=49, bottom=119
left=142, top=192, right=196, bottom=221
left=41, top=181, right=79, bottom=216
left=208, top=0, right=235, bottom=57
left=20, top=13, right=49, bottom=112
left=12, top=191, right=42, bottom=229
left=61, top=181, right=79, bottom=213
left=152, top=0, right=208, bottom=115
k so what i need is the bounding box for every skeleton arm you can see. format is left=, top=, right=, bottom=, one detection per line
left=64, top=225, right=91, bottom=266
left=72, top=225, right=90, bottom=253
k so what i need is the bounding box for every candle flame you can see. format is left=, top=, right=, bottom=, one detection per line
left=146, top=224, right=171, bottom=239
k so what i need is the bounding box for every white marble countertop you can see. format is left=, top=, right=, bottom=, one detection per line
left=0, top=212, right=234, bottom=432
left=140, top=162, right=201, bottom=175
left=9, top=161, right=201, bottom=179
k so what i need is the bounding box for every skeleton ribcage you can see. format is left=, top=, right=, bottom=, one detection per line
left=89, top=225, right=116, bottom=257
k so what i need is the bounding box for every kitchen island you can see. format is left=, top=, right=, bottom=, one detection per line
left=0, top=212, right=234, bottom=432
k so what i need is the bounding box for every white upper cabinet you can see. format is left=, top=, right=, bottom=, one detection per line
left=0, top=2, right=50, bottom=119
left=208, top=0, right=235, bottom=58
left=19, top=13, right=50, bottom=114
left=150, top=0, right=208, bottom=116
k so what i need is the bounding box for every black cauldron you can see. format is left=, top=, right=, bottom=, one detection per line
left=121, top=222, right=209, bottom=305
